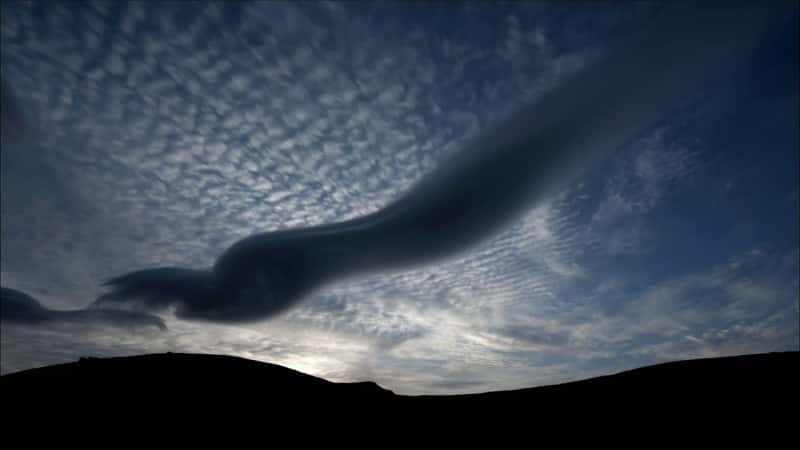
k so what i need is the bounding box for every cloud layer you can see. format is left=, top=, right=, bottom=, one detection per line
left=93, top=3, right=777, bottom=324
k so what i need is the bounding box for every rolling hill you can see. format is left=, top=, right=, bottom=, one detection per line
left=2, top=351, right=797, bottom=427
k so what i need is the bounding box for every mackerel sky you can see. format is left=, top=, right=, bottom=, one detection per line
left=1, top=1, right=797, bottom=394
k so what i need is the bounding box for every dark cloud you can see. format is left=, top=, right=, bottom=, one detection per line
left=0, top=287, right=50, bottom=323
left=93, top=3, right=780, bottom=323
left=1, top=287, right=166, bottom=330
left=1, top=81, right=29, bottom=148
left=491, top=324, right=571, bottom=348
left=425, top=379, right=487, bottom=391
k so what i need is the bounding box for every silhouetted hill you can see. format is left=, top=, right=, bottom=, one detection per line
left=3, top=351, right=797, bottom=426
left=1, top=352, right=394, bottom=403
left=409, top=351, right=799, bottom=405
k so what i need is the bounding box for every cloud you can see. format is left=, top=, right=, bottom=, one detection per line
left=91, top=4, right=774, bottom=324
left=1, top=287, right=166, bottom=330
left=1, top=80, right=30, bottom=148
left=425, top=379, right=487, bottom=391
left=489, top=323, right=571, bottom=349
left=595, top=248, right=796, bottom=354
left=593, top=131, right=702, bottom=226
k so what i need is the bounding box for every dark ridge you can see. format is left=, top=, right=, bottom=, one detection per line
left=2, top=351, right=797, bottom=425
left=409, top=351, right=799, bottom=403
left=1, top=352, right=395, bottom=402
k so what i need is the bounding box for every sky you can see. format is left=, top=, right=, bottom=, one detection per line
left=1, top=1, right=798, bottom=395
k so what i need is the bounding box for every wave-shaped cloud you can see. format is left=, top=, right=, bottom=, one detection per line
left=1, top=287, right=166, bottom=330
